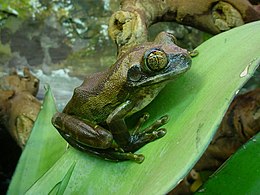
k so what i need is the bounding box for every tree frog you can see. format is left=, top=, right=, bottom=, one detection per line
left=52, top=32, right=192, bottom=163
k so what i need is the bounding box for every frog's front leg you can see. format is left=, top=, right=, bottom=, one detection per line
left=126, top=114, right=168, bottom=152
left=107, top=100, right=168, bottom=153
left=52, top=112, right=144, bottom=163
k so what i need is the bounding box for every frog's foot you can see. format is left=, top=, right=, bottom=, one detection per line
left=59, top=130, right=145, bottom=163
left=77, top=144, right=145, bottom=163
left=125, top=114, right=169, bottom=152
left=103, top=150, right=145, bottom=163
left=189, top=50, right=199, bottom=57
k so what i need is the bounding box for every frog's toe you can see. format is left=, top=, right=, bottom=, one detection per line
left=132, top=113, right=150, bottom=134
left=106, top=151, right=145, bottom=163
left=189, top=50, right=199, bottom=57
left=153, top=128, right=167, bottom=138
left=124, top=128, right=167, bottom=152
left=127, top=153, right=145, bottom=163
left=138, top=128, right=167, bottom=142
left=145, top=128, right=167, bottom=141
left=133, top=114, right=168, bottom=135
left=142, top=115, right=169, bottom=134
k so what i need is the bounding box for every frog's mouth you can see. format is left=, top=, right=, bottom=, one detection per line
left=128, top=53, right=192, bottom=87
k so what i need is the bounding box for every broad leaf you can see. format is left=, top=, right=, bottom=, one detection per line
left=197, top=132, right=260, bottom=194
left=8, top=86, right=67, bottom=194
left=9, top=21, right=260, bottom=194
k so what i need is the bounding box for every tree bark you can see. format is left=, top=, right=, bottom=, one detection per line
left=109, top=0, right=260, bottom=54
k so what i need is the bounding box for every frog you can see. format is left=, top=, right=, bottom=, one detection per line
left=52, top=32, right=192, bottom=163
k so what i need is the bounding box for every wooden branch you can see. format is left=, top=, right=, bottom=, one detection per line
left=109, top=0, right=260, bottom=54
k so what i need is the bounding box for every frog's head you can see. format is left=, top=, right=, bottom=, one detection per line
left=125, top=32, right=192, bottom=87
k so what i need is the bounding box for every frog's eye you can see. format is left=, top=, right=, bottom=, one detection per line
left=144, top=49, right=168, bottom=71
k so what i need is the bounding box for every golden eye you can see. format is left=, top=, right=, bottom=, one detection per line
left=145, top=49, right=168, bottom=71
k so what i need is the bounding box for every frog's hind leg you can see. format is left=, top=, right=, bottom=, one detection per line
left=52, top=112, right=113, bottom=149
left=52, top=112, right=144, bottom=163
left=58, top=130, right=144, bottom=163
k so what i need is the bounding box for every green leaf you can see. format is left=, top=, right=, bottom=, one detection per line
left=9, top=21, right=260, bottom=194
left=49, top=161, right=76, bottom=195
left=7, top=86, right=67, bottom=194
left=196, top=132, right=260, bottom=194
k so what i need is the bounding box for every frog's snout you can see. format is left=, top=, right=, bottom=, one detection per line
left=168, top=53, right=192, bottom=73
left=183, top=54, right=192, bottom=69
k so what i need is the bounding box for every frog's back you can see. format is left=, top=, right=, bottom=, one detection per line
left=63, top=69, right=128, bottom=123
